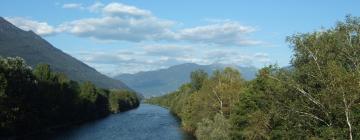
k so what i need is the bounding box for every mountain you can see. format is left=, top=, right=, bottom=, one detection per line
left=0, top=17, right=129, bottom=89
left=115, top=63, right=257, bottom=97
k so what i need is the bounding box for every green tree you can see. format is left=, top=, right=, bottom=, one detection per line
left=80, top=81, right=98, bottom=103
left=196, top=114, right=231, bottom=140
left=0, top=57, right=140, bottom=137
left=0, top=73, right=6, bottom=98
left=109, top=90, right=140, bottom=113
left=200, top=67, right=244, bottom=117
left=147, top=15, right=360, bottom=140
left=190, top=69, right=208, bottom=91
left=244, top=15, right=360, bottom=139
left=147, top=67, right=246, bottom=139
left=0, top=57, right=37, bottom=136
left=33, top=64, right=52, bottom=81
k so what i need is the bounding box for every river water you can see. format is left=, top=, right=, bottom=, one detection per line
left=41, top=104, right=193, bottom=140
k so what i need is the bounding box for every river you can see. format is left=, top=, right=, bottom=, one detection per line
left=35, top=104, right=193, bottom=140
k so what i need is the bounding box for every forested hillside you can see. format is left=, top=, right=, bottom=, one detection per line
left=0, top=57, right=139, bottom=138
left=146, top=16, right=360, bottom=140
left=0, top=17, right=129, bottom=89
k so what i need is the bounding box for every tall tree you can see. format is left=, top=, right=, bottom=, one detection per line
left=262, top=15, right=360, bottom=139
left=190, top=69, right=208, bottom=91
left=33, top=64, right=52, bottom=81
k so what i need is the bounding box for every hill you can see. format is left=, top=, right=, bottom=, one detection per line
left=0, top=17, right=129, bottom=89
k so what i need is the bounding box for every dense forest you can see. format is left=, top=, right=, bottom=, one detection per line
left=0, top=57, right=140, bottom=138
left=146, top=16, right=360, bottom=140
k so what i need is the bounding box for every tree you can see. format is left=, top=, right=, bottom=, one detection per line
left=0, top=57, right=37, bottom=136
left=147, top=15, right=360, bottom=140
left=190, top=69, right=208, bottom=91
left=109, top=90, right=140, bottom=113
left=146, top=67, right=246, bottom=139
left=231, top=66, right=287, bottom=139
left=0, top=73, right=6, bottom=98
left=80, top=81, right=98, bottom=103
left=260, top=15, right=360, bottom=139
left=0, top=57, right=140, bottom=137
left=195, top=113, right=231, bottom=140
left=33, top=64, right=52, bottom=81
left=201, top=67, right=244, bottom=116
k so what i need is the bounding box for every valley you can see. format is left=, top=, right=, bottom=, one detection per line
left=1, top=1, right=359, bottom=140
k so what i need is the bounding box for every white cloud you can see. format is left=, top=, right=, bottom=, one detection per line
left=177, top=21, right=261, bottom=46
left=254, top=52, right=271, bottom=63
left=4, top=2, right=273, bottom=76
left=103, top=2, right=152, bottom=17
left=72, top=44, right=270, bottom=76
left=203, top=50, right=271, bottom=67
left=4, top=2, right=257, bottom=47
left=58, top=16, right=175, bottom=41
left=143, top=44, right=193, bottom=56
left=79, top=52, right=135, bottom=64
left=62, top=3, right=84, bottom=9
left=4, top=2, right=263, bottom=46
left=61, top=2, right=104, bottom=12
left=57, top=2, right=261, bottom=46
left=88, top=2, right=104, bottom=12
left=5, top=17, right=57, bottom=36
left=55, top=2, right=176, bottom=41
left=76, top=50, right=178, bottom=76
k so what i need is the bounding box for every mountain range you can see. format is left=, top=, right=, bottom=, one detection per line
left=115, top=63, right=257, bottom=97
left=0, top=17, right=129, bottom=89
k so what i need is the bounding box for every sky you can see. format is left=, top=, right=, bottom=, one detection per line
left=1, top=0, right=359, bottom=76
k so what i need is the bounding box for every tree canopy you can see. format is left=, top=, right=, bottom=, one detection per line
left=0, top=57, right=140, bottom=138
left=147, top=16, right=360, bottom=140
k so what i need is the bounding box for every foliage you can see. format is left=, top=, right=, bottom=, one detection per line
left=109, top=90, right=140, bottom=113
left=190, top=69, right=208, bottom=91
left=147, top=16, right=360, bottom=140
left=196, top=113, right=231, bottom=140
left=0, top=57, right=139, bottom=137
left=146, top=67, right=246, bottom=137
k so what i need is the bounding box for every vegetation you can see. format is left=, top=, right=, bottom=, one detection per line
left=146, top=16, right=360, bottom=140
left=116, top=63, right=257, bottom=97
left=0, top=57, right=139, bottom=138
left=109, top=90, right=140, bottom=113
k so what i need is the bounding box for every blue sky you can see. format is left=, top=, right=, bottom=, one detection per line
left=1, top=0, right=359, bottom=76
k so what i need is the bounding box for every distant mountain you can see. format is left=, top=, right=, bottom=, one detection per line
left=115, top=63, right=257, bottom=97
left=0, top=17, right=130, bottom=89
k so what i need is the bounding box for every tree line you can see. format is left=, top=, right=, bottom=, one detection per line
left=146, top=16, right=360, bottom=140
left=0, top=57, right=140, bottom=138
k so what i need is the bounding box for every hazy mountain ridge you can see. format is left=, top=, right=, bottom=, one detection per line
left=0, top=17, right=130, bottom=89
left=115, top=63, right=257, bottom=97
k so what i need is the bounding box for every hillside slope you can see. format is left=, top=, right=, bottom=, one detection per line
left=0, top=17, right=129, bottom=89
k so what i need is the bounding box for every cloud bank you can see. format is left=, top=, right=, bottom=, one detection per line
left=5, top=2, right=271, bottom=76
left=75, top=44, right=270, bottom=76
left=8, top=2, right=261, bottom=47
